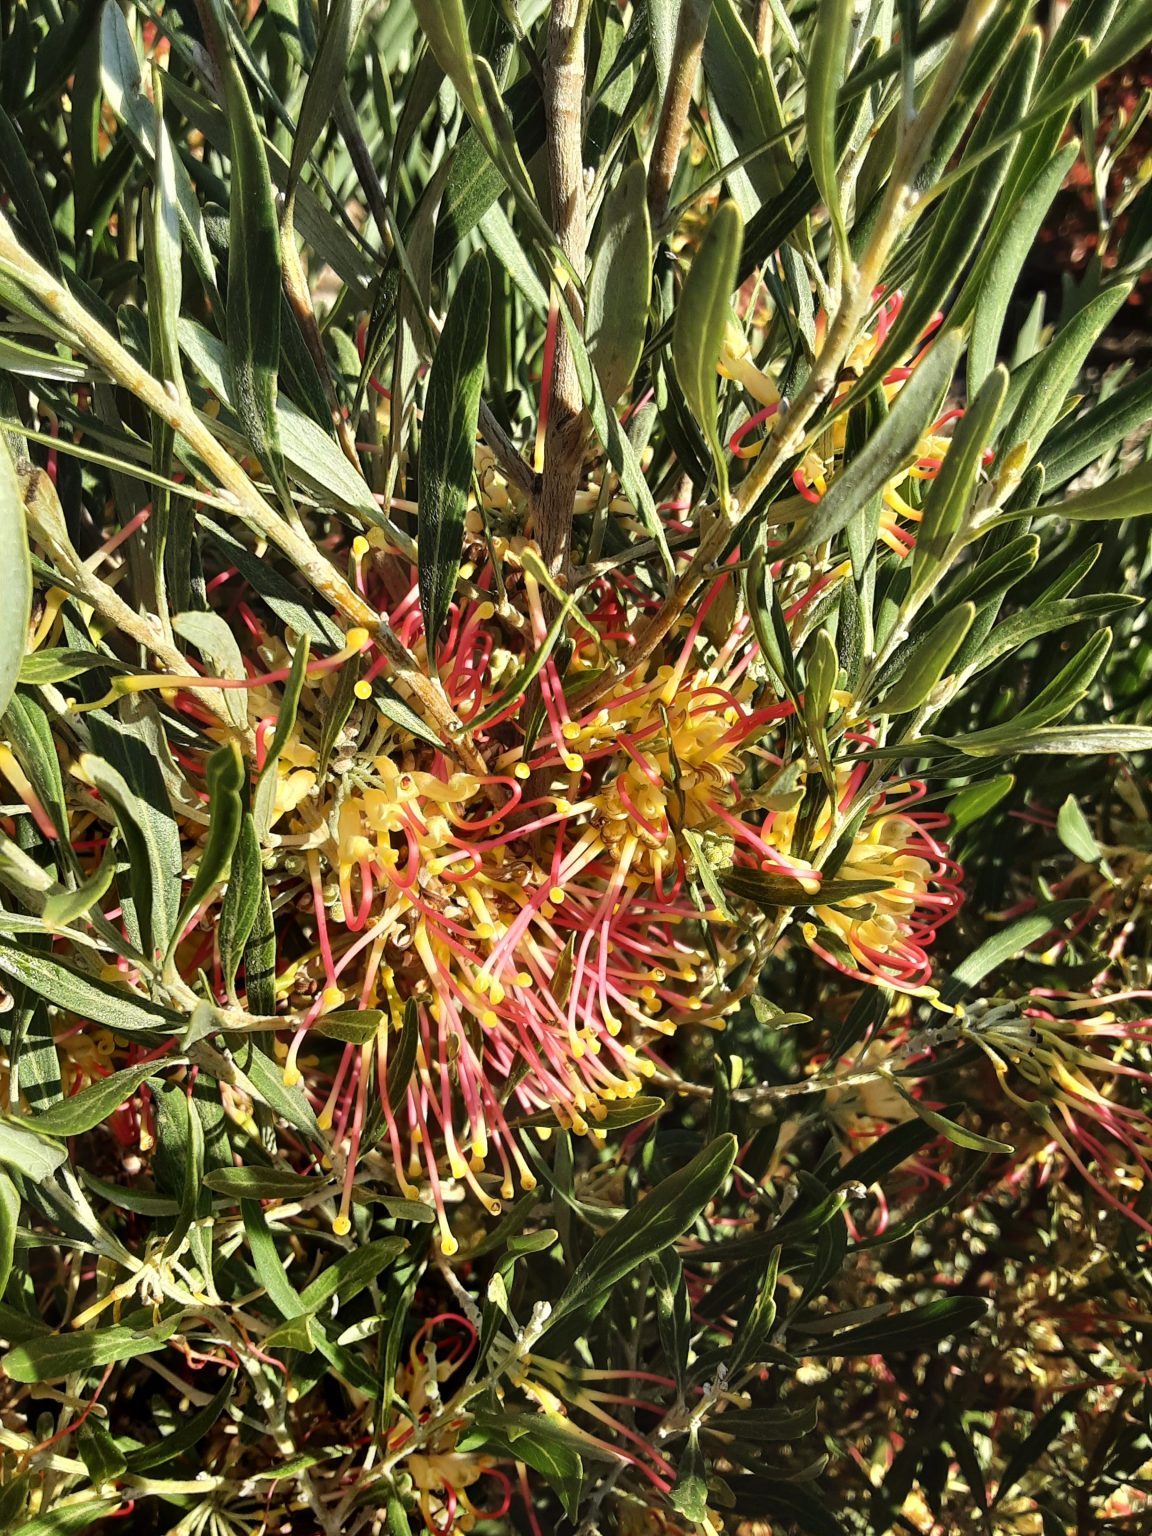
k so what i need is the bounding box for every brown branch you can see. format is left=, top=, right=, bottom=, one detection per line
left=536, top=0, right=591, bottom=590
left=647, top=0, right=713, bottom=226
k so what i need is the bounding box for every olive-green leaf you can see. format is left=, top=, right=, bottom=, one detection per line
left=4, top=1320, right=178, bottom=1383
left=806, top=0, right=854, bottom=253
left=587, top=161, right=651, bottom=406
left=410, top=0, right=492, bottom=144
left=41, top=838, right=119, bottom=931
left=722, top=869, right=892, bottom=911
left=1045, top=457, right=1152, bottom=523
left=297, top=1238, right=407, bottom=1314
left=203, top=1166, right=327, bottom=1199
left=219, top=812, right=263, bottom=997
left=171, top=739, right=246, bottom=947
left=0, top=1170, right=17, bottom=1298
left=75, top=752, right=182, bottom=960
left=313, top=1008, right=384, bottom=1046
left=1000, top=284, right=1131, bottom=471
left=25, top=1061, right=164, bottom=1139
left=0, top=938, right=182, bottom=1036
left=911, top=367, right=1008, bottom=599
left=881, top=602, right=975, bottom=715
left=10, top=1501, right=120, bottom=1536
left=543, top=1134, right=737, bottom=1332
left=0, top=1121, right=66, bottom=1183
left=673, top=200, right=743, bottom=498
left=781, top=331, right=963, bottom=555
left=806, top=1295, right=989, bottom=1356
left=0, top=440, right=31, bottom=722
left=418, top=250, right=490, bottom=653
left=253, top=635, right=310, bottom=840
left=288, top=0, right=370, bottom=199
left=204, top=1, right=288, bottom=505
left=966, top=143, right=1079, bottom=393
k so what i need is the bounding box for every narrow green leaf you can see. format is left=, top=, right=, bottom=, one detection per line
left=947, top=775, right=1015, bottom=835
left=886, top=1080, right=1013, bottom=1154
left=1042, top=368, right=1152, bottom=490
left=172, top=610, right=247, bottom=731
left=781, top=331, right=963, bottom=555
left=993, top=1390, right=1087, bottom=1507
left=1044, top=457, right=1152, bottom=523
left=1000, top=285, right=1130, bottom=471
left=544, top=1134, right=737, bottom=1333
left=231, top=1037, right=322, bottom=1140
left=10, top=1501, right=120, bottom=1536
left=418, top=251, right=490, bottom=653
left=128, top=1378, right=234, bottom=1473
left=410, top=0, right=492, bottom=143
left=586, top=161, right=651, bottom=406
left=966, top=143, right=1079, bottom=393
left=4, top=1320, right=178, bottom=1383
left=673, top=200, right=743, bottom=499
left=704, top=0, right=794, bottom=208
left=75, top=752, right=182, bottom=958
left=253, top=636, right=311, bottom=841
left=41, top=839, right=119, bottom=931
left=938, top=627, right=1113, bottom=759
left=313, top=1008, right=384, bottom=1045
left=243, top=1198, right=303, bottom=1320
left=0, top=441, right=31, bottom=722
left=0, top=1121, right=66, bottom=1182
left=0, top=1171, right=17, bottom=1297
left=26, top=1061, right=163, bottom=1139
left=911, top=368, right=1008, bottom=598
left=806, top=0, right=854, bottom=253
left=0, top=938, right=182, bottom=1036
left=881, top=602, right=975, bottom=715
left=806, top=1296, right=989, bottom=1356
left=1056, top=795, right=1101, bottom=864
left=721, top=869, right=891, bottom=911
left=0, top=105, right=61, bottom=277
left=297, top=1238, right=407, bottom=1314
left=219, top=813, right=263, bottom=997
left=203, top=2, right=288, bottom=504
left=171, top=740, right=246, bottom=945
left=203, top=1166, right=327, bottom=1199
left=77, top=1416, right=126, bottom=1486
left=288, top=0, right=370, bottom=199
left=387, top=999, right=420, bottom=1117
left=942, top=902, right=1084, bottom=999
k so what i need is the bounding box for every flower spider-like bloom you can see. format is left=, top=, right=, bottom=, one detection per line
left=759, top=768, right=964, bottom=990
left=386, top=1315, right=510, bottom=1534
left=970, top=996, right=1152, bottom=1233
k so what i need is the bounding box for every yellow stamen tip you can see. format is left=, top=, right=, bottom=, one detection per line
left=549, top=887, right=566, bottom=904
left=353, top=680, right=372, bottom=700
left=332, top=1215, right=351, bottom=1237
left=563, top=753, right=584, bottom=773
left=351, top=536, right=370, bottom=558
left=440, top=1233, right=459, bottom=1258
left=514, top=762, right=532, bottom=780
left=322, top=986, right=344, bottom=1009
left=345, top=627, right=369, bottom=651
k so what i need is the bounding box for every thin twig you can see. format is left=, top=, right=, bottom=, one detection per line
left=647, top=0, right=712, bottom=226
left=537, top=0, right=592, bottom=588
left=0, top=212, right=484, bottom=772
